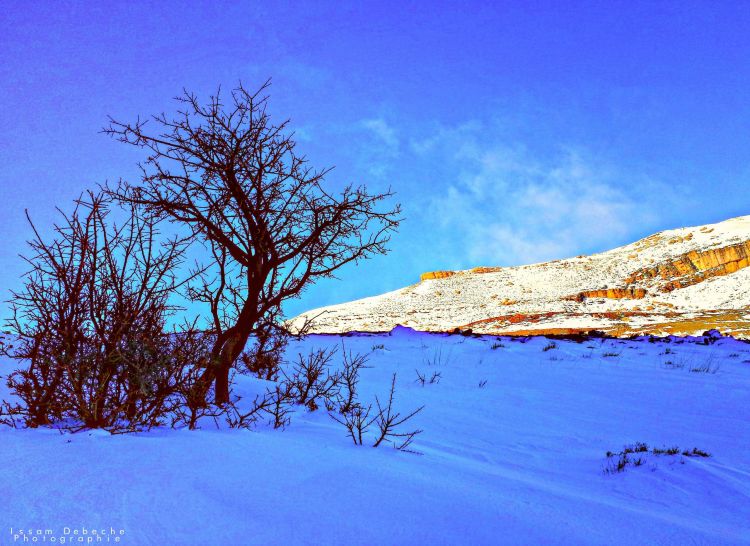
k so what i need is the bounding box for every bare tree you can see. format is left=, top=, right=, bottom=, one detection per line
left=336, top=344, right=370, bottom=414
left=284, top=347, right=340, bottom=411
left=104, top=81, right=401, bottom=405
left=330, top=402, right=374, bottom=446
left=372, top=374, right=424, bottom=450
left=1, top=192, right=205, bottom=431
left=330, top=372, right=424, bottom=451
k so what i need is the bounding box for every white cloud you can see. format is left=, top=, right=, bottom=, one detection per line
left=354, top=118, right=400, bottom=179
left=360, top=118, right=399, bottom=151
left=424, top=125, right=663, bottom=266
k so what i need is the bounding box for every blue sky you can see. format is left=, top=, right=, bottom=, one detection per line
left=2, top=1, right=750, bottom=319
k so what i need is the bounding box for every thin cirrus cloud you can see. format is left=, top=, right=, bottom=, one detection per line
left=354, top=118, right=401, bottom=179
left=407, top=122, right=666, bottom=267
left=333, top=116, right=670, bottom=275
left=360, top=118, right=399, bottom=151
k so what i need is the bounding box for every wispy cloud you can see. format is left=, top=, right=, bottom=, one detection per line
left=353, top=117, right=400, bottom=178
left=360, top=118, right=399, bottom=151
left=415, top=123, right=665, bottom=266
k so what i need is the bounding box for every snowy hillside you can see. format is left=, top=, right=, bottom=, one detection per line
left=2, top=328, right=749, bottom=545
left=291, top=216, right=750, bottom=338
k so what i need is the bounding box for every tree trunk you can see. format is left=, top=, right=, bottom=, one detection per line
left=214, top=364, right=231, bottom=405
left=200, top=299, right=259, bottom=406
left=212, top=326, right=253, bottom=405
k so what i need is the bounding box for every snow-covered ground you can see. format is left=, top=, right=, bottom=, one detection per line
left=290, top=215, right=750, bottom=337
left=2, top=328, right=750, bottom=545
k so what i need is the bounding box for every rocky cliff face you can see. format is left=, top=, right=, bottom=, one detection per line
left=566, top=288, right=648, bottom=302
left=291, top=216, right=750, bottom=338
left=419, top=271, right=457, bottom=281
left=626, top=240, right=750, bottom=292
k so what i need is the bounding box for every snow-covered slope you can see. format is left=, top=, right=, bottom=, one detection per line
left=292, top=216, right=750, bottom=337
left=2, top=329, right=749, bottom=545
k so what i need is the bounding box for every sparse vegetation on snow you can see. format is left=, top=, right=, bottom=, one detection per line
left=2, top=327, right=749, bottom=544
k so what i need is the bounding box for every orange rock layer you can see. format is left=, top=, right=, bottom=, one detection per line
left=420, top=270, right=457, bottom=281
left=420, top=266, right=503, bottom=281
left=463, top=310, right=665, bottom=330
left=420, top=240, right=750, bottom=307
left=470, top=266, right=503, bottom=274
left=626, top=241, right=750, bottom=291
left=464, top=309, right=750, bottom=339
left=566, top=288, right=648, bottom=302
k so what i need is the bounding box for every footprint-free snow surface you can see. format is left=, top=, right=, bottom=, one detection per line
left=2, top=328, right=749, bottom=545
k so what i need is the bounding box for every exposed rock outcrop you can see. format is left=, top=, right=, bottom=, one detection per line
left=420, top=270, right=457, bottom=281
left=470, top=266, right=503, bottom=274
left=566, top=288, right=648, bottom=302
left=626, top=241, right=750, bottom=292
left=421, top=266, right=502, bottom=281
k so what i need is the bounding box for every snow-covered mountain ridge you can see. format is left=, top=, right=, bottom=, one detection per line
left=292, top=215, right=750, bottom=338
